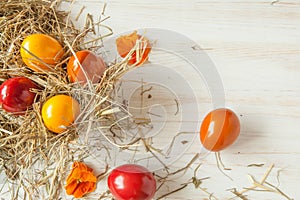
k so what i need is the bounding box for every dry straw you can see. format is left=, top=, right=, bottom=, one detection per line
left=0, top=0, right=121, bottom=199
left=0, top=0, right=165, bottom=199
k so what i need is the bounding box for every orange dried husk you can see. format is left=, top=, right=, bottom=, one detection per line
left=65, top=161, right=97, bottom=198
left=116, top=31, right=151, bottom=66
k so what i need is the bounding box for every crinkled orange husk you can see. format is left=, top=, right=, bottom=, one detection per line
left=116, top=31, right=152, bottom=66
left=65, top=161, right=97, bottom=198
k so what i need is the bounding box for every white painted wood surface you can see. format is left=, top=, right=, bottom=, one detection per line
left=7, top=1, right=285, bottom=200
left=73, top=0, right=300, bottom=199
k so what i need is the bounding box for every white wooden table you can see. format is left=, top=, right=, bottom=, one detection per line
left=65, top=0, right=300, bottom=199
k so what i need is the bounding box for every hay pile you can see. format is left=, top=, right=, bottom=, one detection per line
left=0, top=0, right=133, bottom=198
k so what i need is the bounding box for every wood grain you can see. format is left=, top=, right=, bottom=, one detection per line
left=0, top=0, right=296, bottom=199
left=75, top=0, right=300, bottom=199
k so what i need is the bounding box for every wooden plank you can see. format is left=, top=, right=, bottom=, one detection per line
left=76, top=0, right=300, bottom=199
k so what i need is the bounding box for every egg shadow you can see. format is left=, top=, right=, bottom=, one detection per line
left=227, top=112, right=267, bottom=153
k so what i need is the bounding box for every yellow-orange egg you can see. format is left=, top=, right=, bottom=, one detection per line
left=41, top=95, right=80, bottom=134
left=20, top=34, right=64, bottom=72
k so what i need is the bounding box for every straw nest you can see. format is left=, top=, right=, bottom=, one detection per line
left=0, top=0, right=140, bottom=198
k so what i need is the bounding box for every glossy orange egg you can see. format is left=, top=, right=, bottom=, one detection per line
left=67, top=50, right=106, bottom=85
left=200, top=108, right=240, bottom=152
left=41, top=95, right=80, bottom=134
left=20, top=34, right=64, bottom=72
